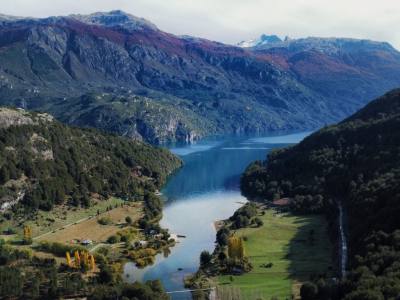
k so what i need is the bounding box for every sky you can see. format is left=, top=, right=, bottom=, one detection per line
left=1, top=0, right=400, bottom=49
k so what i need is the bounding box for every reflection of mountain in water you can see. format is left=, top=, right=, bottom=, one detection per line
left=163, top=139, right=271, bottom=201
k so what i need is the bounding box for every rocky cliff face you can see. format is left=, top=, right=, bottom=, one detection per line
left=0, top=108, right=53, bottom=128
left=0, top=11, right=399, bottom=143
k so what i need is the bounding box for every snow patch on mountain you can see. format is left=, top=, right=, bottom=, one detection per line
left=237, top=34, right=282, bottom=48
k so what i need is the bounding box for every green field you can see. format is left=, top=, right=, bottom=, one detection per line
left=217, top=209, right=334, bottom=299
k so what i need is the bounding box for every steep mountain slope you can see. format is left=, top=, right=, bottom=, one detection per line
left=0, top=12, right=400, bottom=143
left=241, top=89, right=400, bottom=299
left=0, top=107, right=181, bottom=211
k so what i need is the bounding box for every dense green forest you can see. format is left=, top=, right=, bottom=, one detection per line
left=0, top=107, right=181, bottom=212
left=241, top=89, right=400, bottom=299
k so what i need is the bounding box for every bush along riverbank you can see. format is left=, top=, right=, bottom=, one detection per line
left=185, top=203, right=261, bottom=298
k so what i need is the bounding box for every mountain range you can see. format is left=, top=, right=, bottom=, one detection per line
left=0, top=11, right=400, bottom=143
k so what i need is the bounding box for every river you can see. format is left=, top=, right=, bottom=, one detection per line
left=123, top=132, right=312, bottom=299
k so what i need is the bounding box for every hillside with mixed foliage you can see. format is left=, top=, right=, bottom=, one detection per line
left=0, top=107, right=181, bottom=212
left=241, top=89, right=400, bottom=299
left=0, top=238, right=170, bottom=299
left=0, top=11, right=400, bottom=143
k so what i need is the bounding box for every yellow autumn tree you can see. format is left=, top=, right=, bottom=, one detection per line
left=23, top=225, right=32, bottom=244
left=74, top=250, right=81, bottom=268
left=228, top=237, right=245, bottom=259
left=89, top=254, right=96, bottom=271
left=66, top=252, right=72, bottom=267
left=82, top=251, right=90, bottom=270
left=23, top=226, right=31, bottom=239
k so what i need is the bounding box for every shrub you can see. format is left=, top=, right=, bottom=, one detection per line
left=216, top=228, right=229, bottom=246
left=36, top=241, right=84, bottom=257
left=125, top=216, right=133, bottom=225
left=3, top=227, right=16, bottom=235
left=98, top=217, right=112, bottom=225
left=200, top=250, right=212, bottom=266
left=254, top=217, right=264, bottom=227
left=260, top=262, right=273, bottom=268
left=22, top=237, right=33, bottom=245
left=300, top=282, right=318, bottom=300
left=107, top=235, right=120, bottom=244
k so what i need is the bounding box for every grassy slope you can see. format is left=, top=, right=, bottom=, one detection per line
left=217, top=210, right=333, bottom=299
left=35, top=202, right=142, bottom=244
left=0, top=197, right=125, bottom=237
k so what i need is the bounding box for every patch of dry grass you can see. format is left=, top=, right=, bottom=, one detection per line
left=36, top=203, right=143, bottom=244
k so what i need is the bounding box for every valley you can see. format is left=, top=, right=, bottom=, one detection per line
left=0, top=4, right=400, bottom=300
left=122, top=132, right=328, bottom=299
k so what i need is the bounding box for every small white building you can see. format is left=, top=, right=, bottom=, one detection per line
left=133, top=240, right=148, bottom=248
left=81, top=239, right=93, bottom=245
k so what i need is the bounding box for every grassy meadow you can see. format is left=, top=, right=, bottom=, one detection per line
left=217, top=209, right=334, bottom=299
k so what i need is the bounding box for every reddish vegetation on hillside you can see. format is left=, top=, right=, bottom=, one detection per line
left=0, top=11, right=399, bottom=143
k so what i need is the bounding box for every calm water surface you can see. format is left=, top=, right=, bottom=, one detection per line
left=124, top=132, right=311, bottom=299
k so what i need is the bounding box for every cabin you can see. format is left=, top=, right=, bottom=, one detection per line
left=270, top=198, right=290, bottom=212
left=272, top=198, right=290, bottom=206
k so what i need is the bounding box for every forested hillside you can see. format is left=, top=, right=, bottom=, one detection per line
left=241, top=89, right=400, bottom=299
left=0, top=107, right=181, bottom=212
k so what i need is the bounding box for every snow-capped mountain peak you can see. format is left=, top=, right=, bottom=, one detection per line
left=237, top=34, right=282, bottom=48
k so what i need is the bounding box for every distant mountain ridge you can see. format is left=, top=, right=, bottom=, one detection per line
left=70, top=10, right=158, bottom=31
left=237, top=34, right=398, bottom=52
left=0, top=11, right=399, bottom=143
